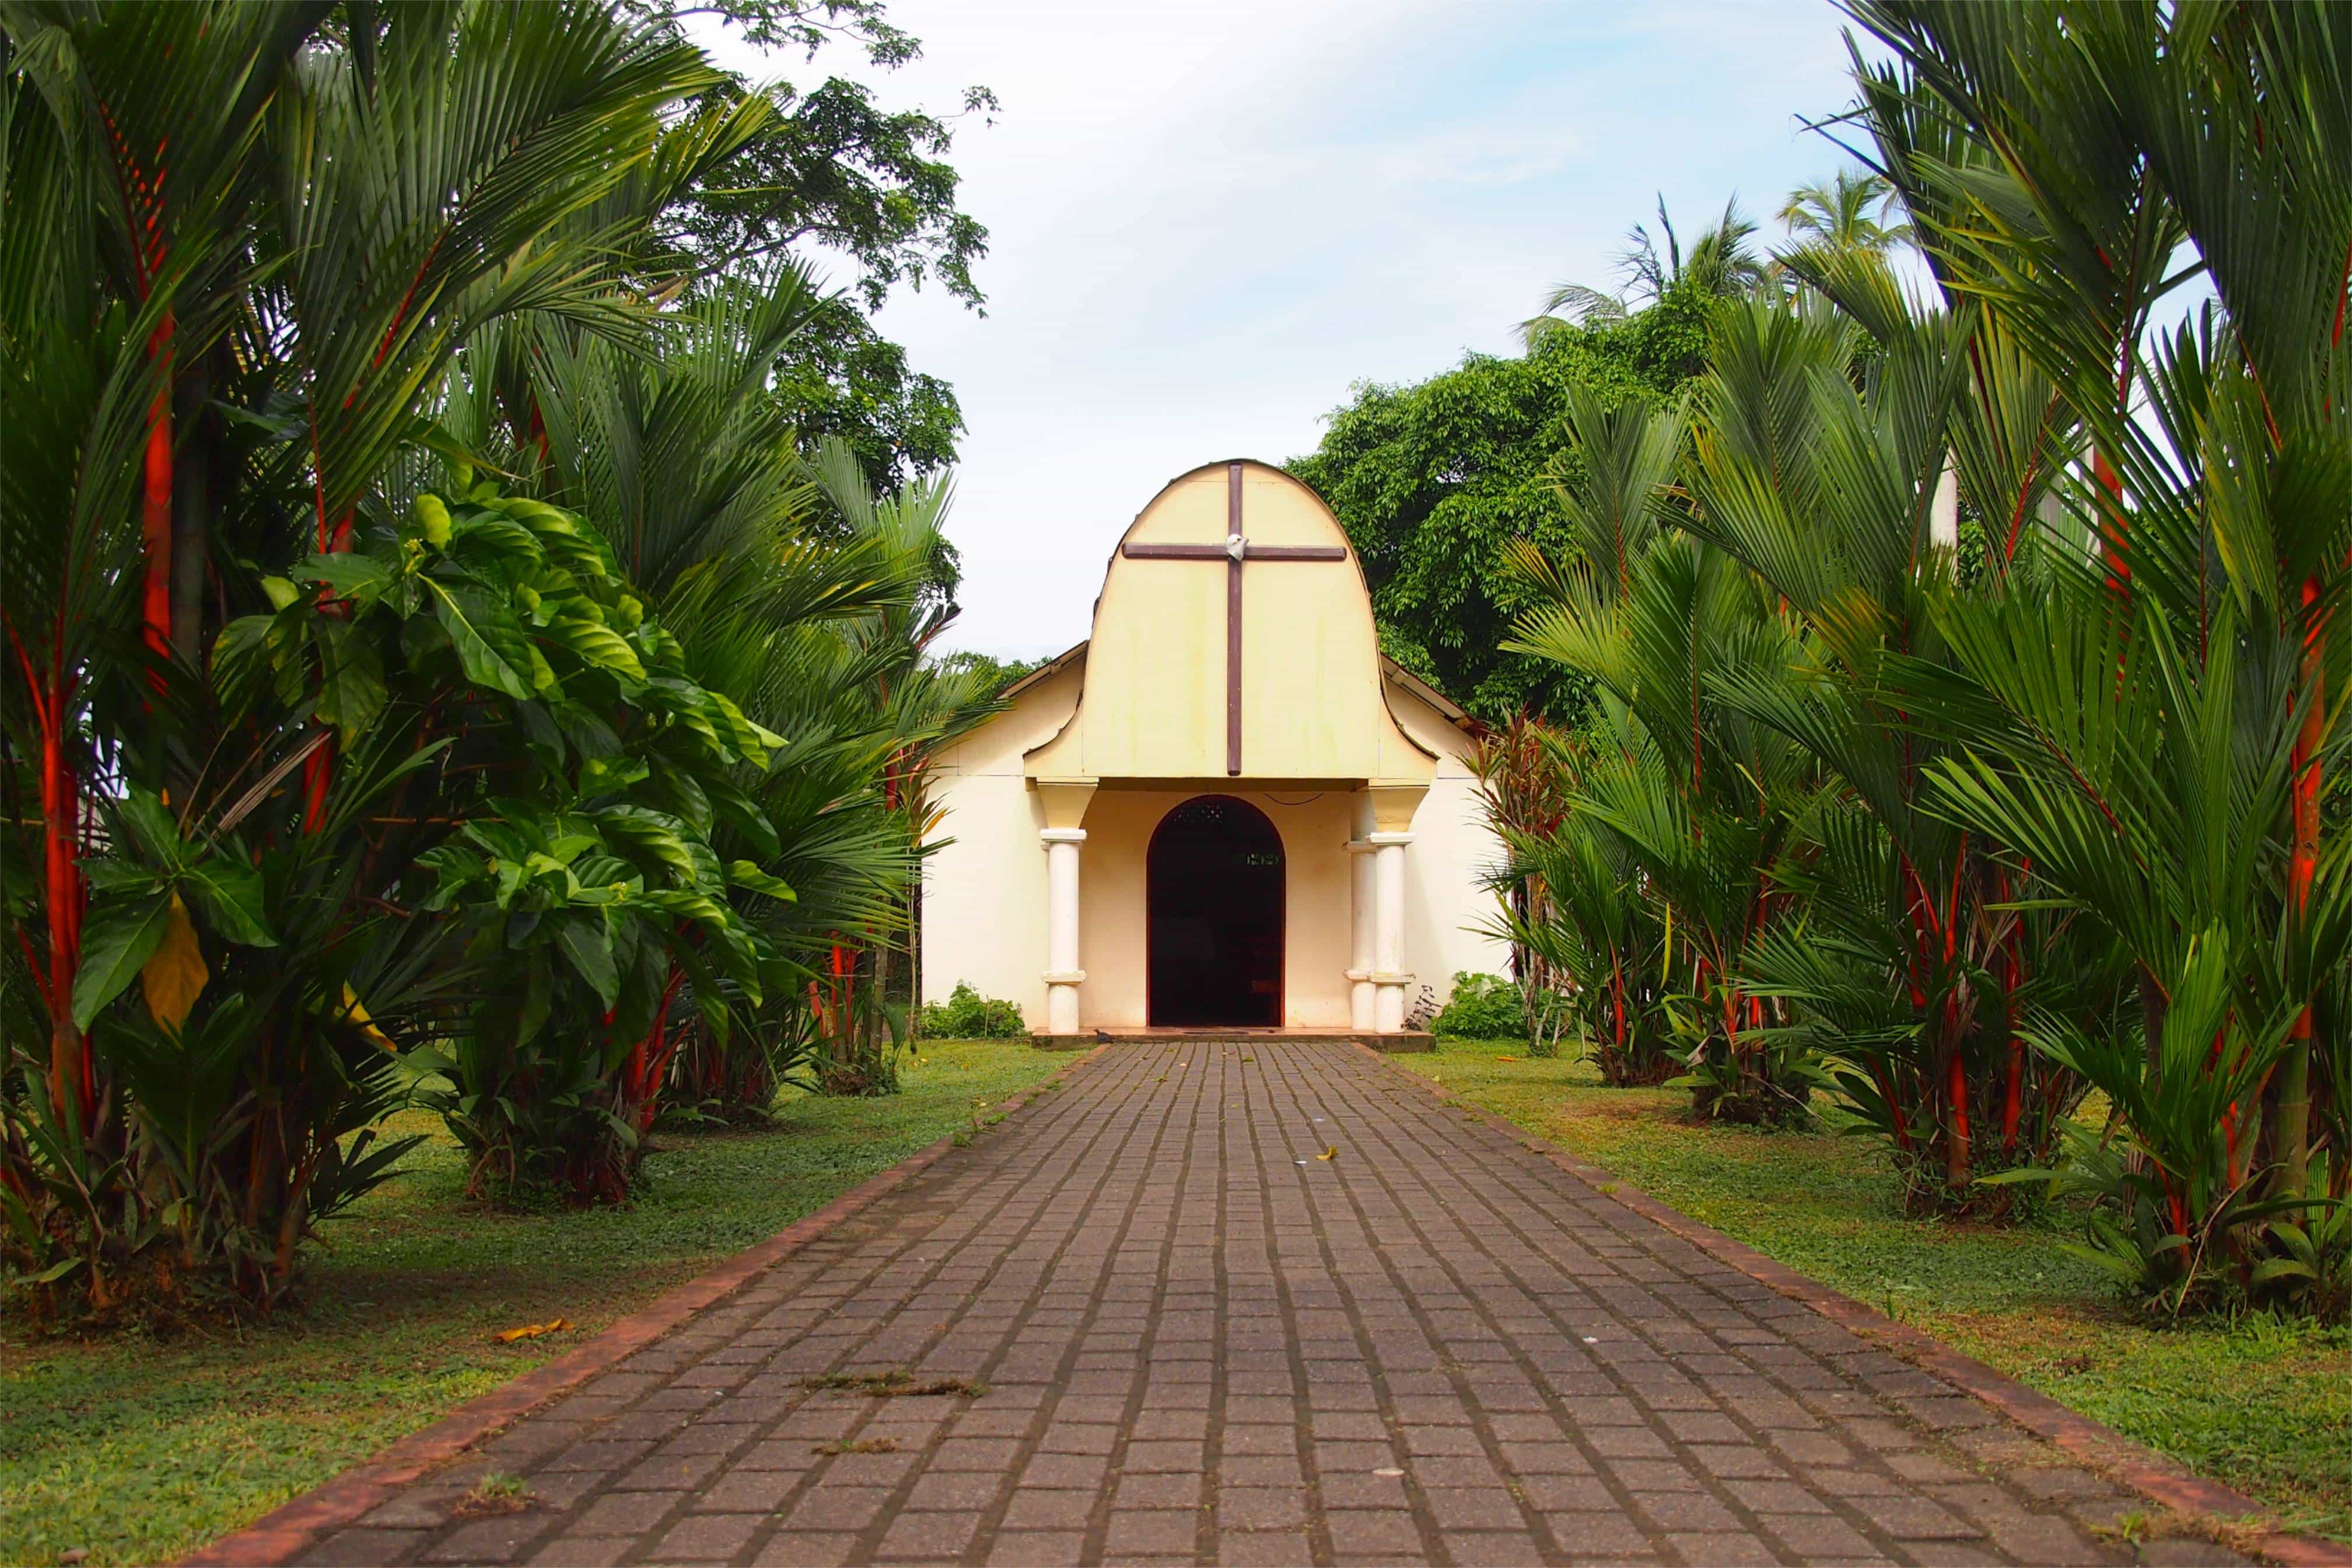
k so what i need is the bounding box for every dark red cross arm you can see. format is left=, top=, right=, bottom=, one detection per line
left=1121, top=461, right=1348, bottom=775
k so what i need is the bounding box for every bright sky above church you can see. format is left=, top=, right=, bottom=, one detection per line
left=694, top=0, right=1874, bottom=658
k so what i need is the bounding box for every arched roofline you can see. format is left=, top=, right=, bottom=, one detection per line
left=1020, top=459, right=1440, bottom=775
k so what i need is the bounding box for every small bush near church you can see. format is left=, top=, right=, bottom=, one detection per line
left=918, top=982, right=1029, bottom=1040
left=1432, top=972, right=1527, bottom=1042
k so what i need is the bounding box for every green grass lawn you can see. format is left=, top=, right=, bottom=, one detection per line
left=1401, top=1042, right=2352, bottom=1541
left=0, top=1038, right=1059, bottom=1568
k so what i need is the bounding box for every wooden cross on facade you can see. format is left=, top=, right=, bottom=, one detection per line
left=1121, top=461, right=1349, bottom=775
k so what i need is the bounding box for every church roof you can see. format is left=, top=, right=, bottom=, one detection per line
left=996, top=639, right=1478, bottom=734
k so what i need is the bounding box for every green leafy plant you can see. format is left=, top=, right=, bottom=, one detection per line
left=1432, top=973, right=1528, bottom=1043
left=916, top=981, right=1027, bottom=1041
left=243, top=482, right=800, bottom=1203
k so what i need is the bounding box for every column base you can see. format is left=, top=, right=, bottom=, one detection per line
left=1044, top=978, right=1081, bottom=1035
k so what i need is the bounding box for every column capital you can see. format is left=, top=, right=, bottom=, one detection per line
left=1344, top=838, right=1377, bottom=855
left=1039, top=827, right=1088, bottom=845
left=1366, top=831, right=1415, bottom=847
left=1041, top=969, right=1086, bottom=985
left=1032, top=778, right=1097, bottom=831
left=1359, top=782, right=1428, bottom=834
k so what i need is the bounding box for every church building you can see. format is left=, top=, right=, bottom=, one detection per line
left=919, top=460, right=1512, bottom=1042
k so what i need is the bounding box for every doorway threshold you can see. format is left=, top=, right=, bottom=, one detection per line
left=1030, top=1027, right=1434, bottom=1054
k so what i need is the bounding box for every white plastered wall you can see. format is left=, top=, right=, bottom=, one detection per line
left=1385, top=674, right=1516, bottom=1013
left=918, top=659, right=1082, bottom=1026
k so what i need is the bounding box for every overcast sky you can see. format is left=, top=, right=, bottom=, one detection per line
left=698, top=0, right=1877, bottom=659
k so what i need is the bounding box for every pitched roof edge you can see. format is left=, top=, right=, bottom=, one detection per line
left=993, top=640, right=1089, bottom=704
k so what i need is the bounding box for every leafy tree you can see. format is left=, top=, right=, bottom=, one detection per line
left=931, top=649, right=1045, bottom=696
left=636, top=0, right=996, bottom=485
left=1287, top=282, right=1716, bottom=723
left=782, top=297, right=966, bottom=488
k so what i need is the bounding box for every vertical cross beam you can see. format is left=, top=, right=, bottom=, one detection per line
left=1225, top=462, right=1244, bottom=775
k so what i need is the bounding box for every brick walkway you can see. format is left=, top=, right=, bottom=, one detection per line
left=300, top=1042, right=2246, bottom=1567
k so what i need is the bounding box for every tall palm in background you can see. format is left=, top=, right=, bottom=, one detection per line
left=1777, top=170, right=1910, bottom=259
left=1520, top=198, right=1771, bottom=345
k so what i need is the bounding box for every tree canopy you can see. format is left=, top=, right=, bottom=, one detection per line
left=1287, top=283, right=1717, bottom=723
left=636, top=0, right=995, bottom=488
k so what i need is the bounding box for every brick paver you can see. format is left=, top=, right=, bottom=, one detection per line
left=302, top=1042, right=2245, bottom=1566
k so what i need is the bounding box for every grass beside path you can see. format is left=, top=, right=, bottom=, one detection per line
left=0, top=1038, right=1059, bottom=1568
left=1398, top=1042, right=2352, bottom=1541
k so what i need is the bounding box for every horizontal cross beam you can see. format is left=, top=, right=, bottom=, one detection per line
left=1121, top=543, right=1348, bottom=561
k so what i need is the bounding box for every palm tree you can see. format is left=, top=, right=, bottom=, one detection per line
left=1778, top=170, right=1910, bottom=257
left=797, top=439, right=1003, bottom=1084
left=1828, top=0, right=2352, bottom=1299
left=1507, top=381, right=1816, bottom=1121
left=2, top=0, right=797, bottom=1303
left=1520, top=197, right=1770, bottom=347
left=456, top=268, right=1002, bottom=1107
left=1688, top=295, right=2107, bottom=1205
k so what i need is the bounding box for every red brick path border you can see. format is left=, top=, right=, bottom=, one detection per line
left=1356, top=1042, right=2350, bottom=1568
left=181, top=1048, right=1104, bottom=1568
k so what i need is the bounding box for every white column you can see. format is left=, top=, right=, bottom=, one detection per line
left=1346, top=839, right=1376, bottom=1030
left=1369, top=831, right=1413, bottom=1032
left=1041, top=827, right=1086, bottom=1034
left=1930, top=454, right=1959, bottom=551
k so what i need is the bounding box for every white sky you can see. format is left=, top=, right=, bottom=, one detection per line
left=698, top=0, right=1875, bottom=659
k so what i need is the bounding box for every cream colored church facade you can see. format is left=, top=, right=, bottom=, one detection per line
left=919, top=460, right=1511, bottom=1041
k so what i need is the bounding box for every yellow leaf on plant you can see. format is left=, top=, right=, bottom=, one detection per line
left=338, top=983, right=396, bottom=1051
left=141, top=894, right=208, bottom=1030
left=1316, top=1145, right=1338, bottom=1161
left=493, top=1317, right=572, bottom=1343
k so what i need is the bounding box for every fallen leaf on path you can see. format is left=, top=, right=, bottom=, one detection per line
left=493, top=1317, right=572, bottom=1343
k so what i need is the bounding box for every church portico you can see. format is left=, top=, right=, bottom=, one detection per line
left=921, top=460, right=1510, bottom=1043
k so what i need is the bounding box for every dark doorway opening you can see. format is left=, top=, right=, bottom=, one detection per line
left=1147, top=795, right=1284, bottom=1027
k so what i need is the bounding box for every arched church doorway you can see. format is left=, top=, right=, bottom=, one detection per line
left=1147, top=795, right=1284, bottom=1027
